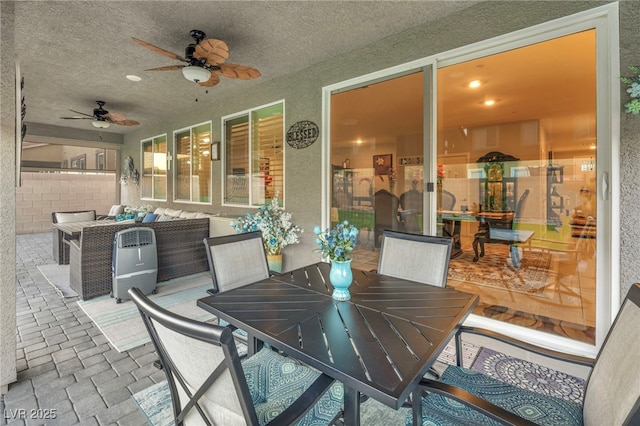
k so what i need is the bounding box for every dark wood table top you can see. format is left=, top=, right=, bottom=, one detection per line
left=197, top=262, right=478, bottom=422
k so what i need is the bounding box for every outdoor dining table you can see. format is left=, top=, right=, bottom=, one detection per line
left=52, top=219, right=115, bottom=264
left=197, top=261, right=479, bottom=425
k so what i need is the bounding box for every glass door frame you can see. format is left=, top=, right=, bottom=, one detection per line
left=322, top=3, right=619, bottom=357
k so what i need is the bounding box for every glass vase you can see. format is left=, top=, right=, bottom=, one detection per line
left=329, top=259, right=353, bottom=301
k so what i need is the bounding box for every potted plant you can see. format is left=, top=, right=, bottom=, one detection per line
left=231, top=195, right=302, bottom=273
left=313, top=221, right=359, bottom=300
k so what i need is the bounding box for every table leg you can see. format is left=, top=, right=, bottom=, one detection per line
left=343, top=386, right=361, bottom=426
left=510, top=244, right=521, bottom=269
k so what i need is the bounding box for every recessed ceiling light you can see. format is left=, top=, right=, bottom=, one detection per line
left=126, top=75, right=142, bottom=82
left=484, top=99, right=496, bottom=106
left=469, top=80, right=481, bottom=88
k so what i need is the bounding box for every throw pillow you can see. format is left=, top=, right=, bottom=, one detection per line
left=142, top=213, right=158, bottom=223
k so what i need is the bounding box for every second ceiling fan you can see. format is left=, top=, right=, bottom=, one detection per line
left=132, top=29, right=261, bottom=87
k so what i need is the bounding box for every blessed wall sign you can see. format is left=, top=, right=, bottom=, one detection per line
left=286, top=120, right=319, bottom=149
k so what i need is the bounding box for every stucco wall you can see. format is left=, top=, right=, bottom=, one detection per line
left=1, top=0, right=17, bottom=392
left=122, top=1, right=633, bottom=278
left=16, top=172, right=117, bottom=234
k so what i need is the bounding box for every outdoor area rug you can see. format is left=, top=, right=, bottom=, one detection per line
left=448, top=243, right=553, bottom=294
left=132, top=339, right=478, bottom=426
left=37, top=264, right=78, bottom=298
left=132, top=341, right=585, bottom=425
left=470, top=346, right=586, bottom=404
left=78, top=272, right=215, bottom=352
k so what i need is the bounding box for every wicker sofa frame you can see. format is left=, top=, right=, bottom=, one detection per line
left=69, top=218, right=210, bottom=300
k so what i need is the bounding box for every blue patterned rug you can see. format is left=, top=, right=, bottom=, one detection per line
left=470, top=347, right=586, bottom=404
left=132, top=344, right=585, bottom=425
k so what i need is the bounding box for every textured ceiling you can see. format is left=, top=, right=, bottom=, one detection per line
left=15, top=0, right=480, bottom=136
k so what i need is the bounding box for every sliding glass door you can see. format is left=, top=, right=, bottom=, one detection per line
left=329, top=71, right=429, bottom=266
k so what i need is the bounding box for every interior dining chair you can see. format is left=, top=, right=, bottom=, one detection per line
left=409, top=283, right=640, bottom=426
left=128, top=287, right=344, bottom=426
left=378, top=230, right=453, bottom=287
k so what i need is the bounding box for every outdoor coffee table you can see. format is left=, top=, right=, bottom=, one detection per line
left=197, top=262, right=478, bottom=425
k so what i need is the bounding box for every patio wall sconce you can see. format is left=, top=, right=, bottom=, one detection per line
left=120, top=156, right=139, bottom=185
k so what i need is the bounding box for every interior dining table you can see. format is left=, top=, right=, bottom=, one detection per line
left=197, top=261, right=479, bottom=425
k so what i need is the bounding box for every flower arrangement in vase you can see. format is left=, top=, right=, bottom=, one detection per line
left=314, top=221, right=359, bottom=300
left=231, top=195, right=302, bottom=272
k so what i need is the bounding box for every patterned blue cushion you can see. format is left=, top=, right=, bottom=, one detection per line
left=242, top=348, right=343, bottom=426
left=407, top=366, right=583, bottom=426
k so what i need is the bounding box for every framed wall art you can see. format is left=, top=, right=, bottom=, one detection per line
left=373, top=154, right=393, bottom=175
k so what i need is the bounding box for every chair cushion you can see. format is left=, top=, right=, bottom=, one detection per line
left=55, top=211, right=95, bottom=223
left=408, top=366, right=583, bottom=426
left=180, top=211, right=199, bottom=219
left=242, top=348, right=343, bottom=426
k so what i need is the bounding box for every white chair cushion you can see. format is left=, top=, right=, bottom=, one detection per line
left=108, top=205, right=125, bottom=216
left=180, top=211, right=199, bottom=219
left=154, top=207, right=166, bottom=215
left=164, top=208, right=183, bottom=217
left=55, top=211, right=95, bottom=223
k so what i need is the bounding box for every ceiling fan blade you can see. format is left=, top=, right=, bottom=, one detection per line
left=111, top=119, right=140, bottom=126
left=218, top=63, right=262, bottom=80
left=68, top=109, right=93, bottom=117
left=144, top=65, right=185, bottom=71
left=197, top=73, right=220, bottom=87
left=104, top=112, right=127, bottom=122
left=194, top=38, right=229, bottom=65
left=132, top=37, right=187, bottom=62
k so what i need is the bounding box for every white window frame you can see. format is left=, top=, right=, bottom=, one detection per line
left=140, top=133, right=168, bottom=202
left=221, top=100, right=286, bottom=208
left=172, top=121, right=213, bottom=205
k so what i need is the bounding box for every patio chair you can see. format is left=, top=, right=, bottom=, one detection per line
left=410, top=283, right=640, bottom=426
left=203, top=231, right=270, bottom=295
left=51, top=209, right=96, bottom=264
left=378, top=230, right=452, bottom=287
left=203, top=231, right=271, bottom=353
left=128, top=287, right=343, bottom=426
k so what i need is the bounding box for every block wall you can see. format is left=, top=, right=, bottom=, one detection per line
left=16, top=172, right=117, bottom=234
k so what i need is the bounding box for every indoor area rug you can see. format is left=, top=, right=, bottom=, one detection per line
left=37, top=264, right=78, bottom=298
left=448, top=243, right=553, bottom=294
left=470, top=346, right=586, bottom=403
left=77, top=272, right=215, bottom=352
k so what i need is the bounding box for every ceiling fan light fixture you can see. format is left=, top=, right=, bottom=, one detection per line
left=92, top=119, right=111, bottom=129
left=182, top=66, right=211, bottom=83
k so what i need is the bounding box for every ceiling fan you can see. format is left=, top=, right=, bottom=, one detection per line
left=132, top=29, right=261, bottom=87
left=61, top=101, right=139, bottom=129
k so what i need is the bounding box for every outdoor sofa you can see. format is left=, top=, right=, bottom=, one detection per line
left=69, top=218, right=211, bottom=300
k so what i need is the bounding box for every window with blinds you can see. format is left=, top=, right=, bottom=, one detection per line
left=141, top=134, right=167, bottom=201
left=173, top=121, right=212, bottom=204
left=224, top=101, right=284, bottom=207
